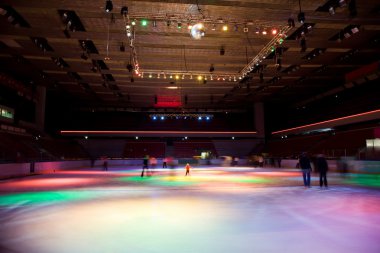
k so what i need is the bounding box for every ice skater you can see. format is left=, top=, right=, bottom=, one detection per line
left=299, top=152, right=312, bottom=188
left=141, top=155, right=149, bottom=177
left=316, top=154, right=328, bottom=188
left=185, top=163, right=191, bottom=176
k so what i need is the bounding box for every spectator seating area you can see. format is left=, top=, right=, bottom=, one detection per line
left=0, top=132, right=89, bottom=162
left=123, top=141, right=166, bottom=158
left=174, top=140, right=218, bottom=158
left=263, top=127, right=375, bottom=158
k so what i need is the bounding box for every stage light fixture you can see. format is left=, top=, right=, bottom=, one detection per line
left=329, top=6, right=335, bottom=15
left=105, top=0, right=113, bottom=12
left=288, top=18, right=295, bottom=27
left=152, top=116, right=157, bottom=120
left=222, top=25, right=228, bottom=31
left=271, top=28, right=278, bottom=35
left=177, top=22, right=182, bottom=29
left=131, top=20, right=136, bottom=26
left=297, top=12, right=305, bottom=24
left=120, top=6, right=128, bottom=16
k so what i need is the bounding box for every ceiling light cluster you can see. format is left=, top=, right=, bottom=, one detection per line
left=117, top=6, right=290, bottom=82
left=121, top=6, right=140, bottom=78
left=150, top=114, right=213, bottom=121
left=0, top=5, right=30, bottom=27
left=138, top=71, right=238, bottom=82
left=239, top=26, right=292, bottom=78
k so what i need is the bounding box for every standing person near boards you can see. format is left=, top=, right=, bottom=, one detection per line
left=299, top=152, right=312, bottom=188
left=316, top=154, right=329, bottom=189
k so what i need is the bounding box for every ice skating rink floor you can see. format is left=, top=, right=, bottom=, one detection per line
left=1, top=166, right=380, bottom=253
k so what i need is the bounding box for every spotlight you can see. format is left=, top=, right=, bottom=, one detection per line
left=271, top=28, right=278, bottom=35
left=120, top=6, right=128, bottom=16
left=160, top=116, right=165, bottom=120
left=351, top=26, right=359, bottom=34
left=243, top=27, right=248, bottom=33
left=152, top=116, right=157, bottom=120
left=131, top=20, right=136, bottom=26
left=177, top=22, right=182, bottom=29
left=222, top=25, right=228, bottom=31
left=329, top=6, right=335, bottom=15
left=297, top=12, right=305, bottom=24
left=198, top=116, right=202, bottom=120
left=105, top=0, right=113, bottom=12
left=288, top=18, right=295, bottom=27
left=206, top=116, right=210, bottom=120
left=339, top=0, right=347, bottom=7
left=262, top=29, right=267, bottom=35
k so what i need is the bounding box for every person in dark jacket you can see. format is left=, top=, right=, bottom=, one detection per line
left=299, top=152, right=312, bottom=188
left=316, top=154, right=328, bottom=188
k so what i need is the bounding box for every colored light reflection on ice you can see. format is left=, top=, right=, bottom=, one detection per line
left=0, top=191, right=96, bottom=206
left=343, top=174, right=380, bottom=188
left=0, top=177, right=101, bottom=191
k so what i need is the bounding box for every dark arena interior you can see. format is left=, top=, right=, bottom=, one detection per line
left=1, top=1, right=380, bottom=252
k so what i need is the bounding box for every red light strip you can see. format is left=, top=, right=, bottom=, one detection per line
left=272, top=109, right=380, bottom=135
left=60, top=130, right=257, bottom=135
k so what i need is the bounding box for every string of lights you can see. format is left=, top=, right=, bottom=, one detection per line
left=136, top=70, right=239, bottom=82
left=240, top=25, right=292, bottom=78
left=150, top=113, right=214, bottom=120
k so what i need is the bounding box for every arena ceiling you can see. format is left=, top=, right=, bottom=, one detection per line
left=0, top=0, right=380, bottom=115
